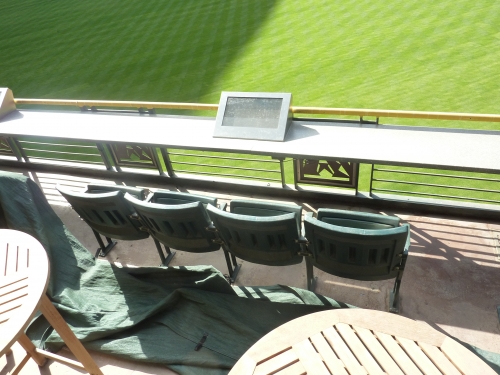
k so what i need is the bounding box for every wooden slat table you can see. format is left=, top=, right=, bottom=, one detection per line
left=230, top=309, right=496, bottom=375
left=0, top=229, right=103, bottom=375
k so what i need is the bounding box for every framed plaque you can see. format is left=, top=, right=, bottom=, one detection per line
left=213, top=92, right=292, bottom=142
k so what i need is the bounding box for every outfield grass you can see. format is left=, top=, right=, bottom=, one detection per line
left=1, top=0, right=500, bottom=204
left=1, top=0, right=499, bottom=127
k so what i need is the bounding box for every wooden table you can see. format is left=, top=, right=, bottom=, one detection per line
left=230, top=309, right=497, bottom=375
left=0, top=229, right=103, bottom=375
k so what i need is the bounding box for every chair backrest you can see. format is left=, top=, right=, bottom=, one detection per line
left=207, top=204, right=303, bottom=266
left=148, top=190, right=217, bottom=208
left=124, top=193, right=220, bottom=253
left=304, top=214, right=410, bottom=281
left=229, top=199, right=303, bottom=228
left=57, top=185, right=148, bottom=241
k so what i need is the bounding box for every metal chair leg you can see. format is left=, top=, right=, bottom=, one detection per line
left=390, top=268, right=404, bottom=313
left=223, top=249, right=240, bottom=284
left=161, top=244, right=176, bottom=266
left=389, top=278, right=401, bottom=313
left=306, top=257, right=316, bottom=292
left=91, top=229, right=116, bottom=258
left=230, top=253, right=238, bottom=267
left=390, top=254, right=407, bottom=313
left=153, top=239, right=175, bottom=266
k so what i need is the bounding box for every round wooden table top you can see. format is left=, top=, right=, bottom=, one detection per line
left=0, top=229, right=50, bottom=357
left=230, top=308, right=496, bottom=375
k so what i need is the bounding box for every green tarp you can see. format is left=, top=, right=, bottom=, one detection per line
left=0, top=172, right=348, bottom=374
left=0, top=171, right=498, bottom=375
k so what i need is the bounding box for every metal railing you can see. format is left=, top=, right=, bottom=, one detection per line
left=16, top=137, right=107, bottom=167
left=4, top=97, right=500, bottom=221
left=166, top=149, right=285, bottom=186
left=370, top=165, right=500, bottom=205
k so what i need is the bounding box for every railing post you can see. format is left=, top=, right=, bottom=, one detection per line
left=354, top=163, right=360, bottom=195
left=6, top=137, right=24, bottom=162
left=160, top=148, right=175, bottom=177
left=293, top=159, right=299, bottom=190
left=279, top=158, right=286, bottom=188
left=96, top=143, right=115, bottom=171
left=369, top=164, right=375, bottom=196
left=272, top=156, right=286, bottom=188
left=152, top=148, right=165, bottom=176
left=104, top=144, right=122, bottom=172
left=13, top=138, right=30, bottom=163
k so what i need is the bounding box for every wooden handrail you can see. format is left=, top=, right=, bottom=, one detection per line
left=290, top=106, right=500, bottom=122
left=13, top=98, right=218, bottom=111
left=13, top=98, right=500, bottom=122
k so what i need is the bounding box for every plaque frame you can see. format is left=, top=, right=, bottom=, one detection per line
left=213, top=92, right=292, bottom=142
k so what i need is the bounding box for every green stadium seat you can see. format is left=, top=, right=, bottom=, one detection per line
left=206, top=200, right=304, bottom=281
left=124, top=191, right=239, bottom=280
left=304, top=209, right=411, bottom=313
left=57, top=184, right=153, bottom=259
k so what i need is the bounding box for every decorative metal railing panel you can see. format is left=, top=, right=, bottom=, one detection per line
left=294, top=159, right=359, bottom=191
left=1, top=134, right=499, bottom=220
left=370, top=165, right=500, bottom=205
left=0, top=137, right=15, bottom=157
left=4, top=96, right=500, bottom=220
left=108, top=144, right=160, bottom=170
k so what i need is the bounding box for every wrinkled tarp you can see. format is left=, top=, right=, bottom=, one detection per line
left=0, top=171, right=498, bottom=375
left=0, top=172, right=349, bottom=374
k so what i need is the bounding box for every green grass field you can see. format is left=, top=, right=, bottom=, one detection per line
left=1, top=0, right=499, bottom=125
left=1, top=0, right=500, bottom=204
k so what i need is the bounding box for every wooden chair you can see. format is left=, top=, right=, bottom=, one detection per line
left=0, top=229, right=103, bottom=375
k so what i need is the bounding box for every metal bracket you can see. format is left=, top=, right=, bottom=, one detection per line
left=297, top=250, right=312, bottom=257
left=295, top=238, right=309, bottom=245
left=206, top=225, right=217, bottom=233
left=138, top=107, right=156, bottom=115
left=129, top=213, right=140, bottom=221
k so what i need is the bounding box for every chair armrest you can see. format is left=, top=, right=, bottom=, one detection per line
left=145, top=192, right=154, bottom=202
left=296, top=235, right=312, bottom=256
